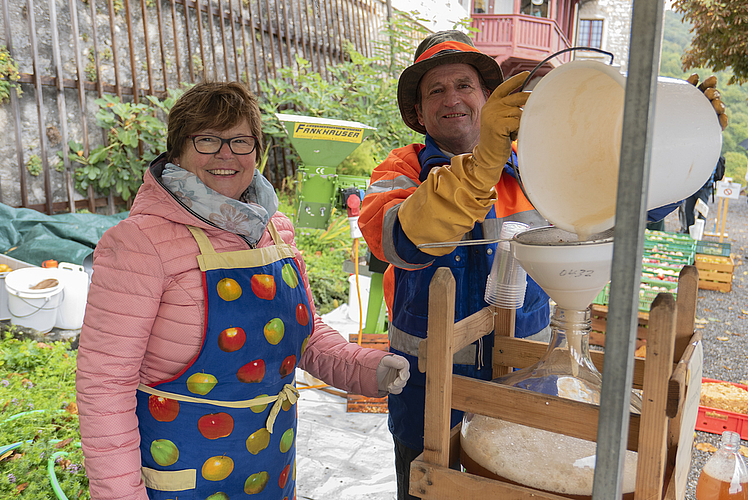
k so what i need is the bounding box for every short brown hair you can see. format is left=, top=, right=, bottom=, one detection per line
left=166, top=81, right=263, bottom=163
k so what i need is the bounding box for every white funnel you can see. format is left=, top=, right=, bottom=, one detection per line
left=517, top=60, right=722, bottom=237
left=511, top=227, right=613, bottom=310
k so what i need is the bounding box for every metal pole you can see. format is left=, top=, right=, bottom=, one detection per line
left=592, top=0, right=664, bottom=498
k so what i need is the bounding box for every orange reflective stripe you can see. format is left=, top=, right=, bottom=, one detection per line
left=416, top=41, right=481, bottom=63
left=493, top=171, right=535, bottom=218
left=360, top=145, right=424, bottom=262
left=383, top=265, right=395, bottom=319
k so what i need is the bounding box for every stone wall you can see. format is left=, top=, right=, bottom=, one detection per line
left=0, top=0, right=391, bottom=212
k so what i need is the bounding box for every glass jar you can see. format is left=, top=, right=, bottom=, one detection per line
left=460, top=305, right=642, bottom=499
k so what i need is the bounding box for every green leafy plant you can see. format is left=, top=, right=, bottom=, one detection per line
left=0, top=329, right=87, bottom=499
left=85, top=49, right=97, bottom=82
left=25, top=154, right=42, bottom=176
left=0, top=45, right=21, bottom=104
left=258, top=11, right=427, bottom=170
left=192, top=55, right=204, bottom=74
left=61, top=87, right=186, bottom=200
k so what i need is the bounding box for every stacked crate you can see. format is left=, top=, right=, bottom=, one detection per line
left=593, top=230, right=694, bottom=313
left=693, top=240, right=734, bottom=292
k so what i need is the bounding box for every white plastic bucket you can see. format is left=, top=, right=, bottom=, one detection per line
left=50, top=263, right=91, bottom=330
left=4, top=268, right=64, bottom=334
left=517, top=60, right=723, bottom=237
left=347, top=274, right=371, bottom=323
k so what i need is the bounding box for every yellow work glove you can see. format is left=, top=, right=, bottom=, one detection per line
left=473, top=71, right=531, bottom=170
left=398, top=72, right=530, bottom=256
left=686, top=73, right=728, bottom=130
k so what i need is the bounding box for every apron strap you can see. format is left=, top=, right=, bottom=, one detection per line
left=138, top=383, right=299, bottom=434
left=187, top=222, right=293, bottom=272
left=266, top=220, right=284, bottom=246
left=187, top=221, right=282, bottom=254
left=186, top=225, right=217, bottom=256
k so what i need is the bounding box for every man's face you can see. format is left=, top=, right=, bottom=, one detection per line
left=415, top=63, right=489, bottom=155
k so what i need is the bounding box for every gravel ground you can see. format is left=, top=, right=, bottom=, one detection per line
left=659, top=192, right=748, bottom=498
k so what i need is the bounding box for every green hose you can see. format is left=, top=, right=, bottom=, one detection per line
left=1, top=410, right=81, bottom=500
left=48, top=441, right=83, bottom=500
left=48, top=451, right=70, bottom=500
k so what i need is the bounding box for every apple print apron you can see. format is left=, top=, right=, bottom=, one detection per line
left=135, top=223, right=313, bottom=499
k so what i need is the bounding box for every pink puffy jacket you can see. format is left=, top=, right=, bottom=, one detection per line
left=75, top=167, right=387, bottom=500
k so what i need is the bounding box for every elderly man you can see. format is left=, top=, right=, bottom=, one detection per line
left=358, top=30, right=550, bottom=500
left=359, top=29, right=728, bottom=499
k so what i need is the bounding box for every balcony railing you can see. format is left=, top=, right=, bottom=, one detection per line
left=471, top=14, right=573, bottom=65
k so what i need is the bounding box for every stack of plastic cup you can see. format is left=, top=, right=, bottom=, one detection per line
left=484, top=221, right=529, bottom=309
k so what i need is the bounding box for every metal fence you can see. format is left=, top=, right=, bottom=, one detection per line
left=0, top=0, right=398, bottom=214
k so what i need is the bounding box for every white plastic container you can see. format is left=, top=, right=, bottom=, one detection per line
left=50, top=262, right=90, bottom=330
left=347, top=274, right=371, bottom=323
left=5, top=267, right=64, bottom=334
left=517, top=59, right=723, bottom=238
left=0, top=255, right=37, bottom=321
left=689, top=219, right=705, bottom=241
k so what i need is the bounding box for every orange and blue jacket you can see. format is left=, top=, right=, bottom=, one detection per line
left=359, top=137, right=550, bottom=451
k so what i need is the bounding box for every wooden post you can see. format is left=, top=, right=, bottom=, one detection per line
left=718, top=197, right=729, bottom=243
left=673, top=266, right=699, bottom=362
left=423, top=268, right=456, bottom=468
left=492, top=307, right=515, bottom=377
left=634, top=293, right=676, bottom=500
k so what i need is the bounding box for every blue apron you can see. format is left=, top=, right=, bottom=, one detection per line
left=135, top=223, right=313, bottom=499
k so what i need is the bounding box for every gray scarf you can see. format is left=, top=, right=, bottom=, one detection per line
left=161, top=163, right=279, bottom=246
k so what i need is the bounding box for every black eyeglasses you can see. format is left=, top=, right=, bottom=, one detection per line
left=188, top=135, right=258, bottom=155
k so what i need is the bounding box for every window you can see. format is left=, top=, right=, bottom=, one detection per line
left=578, top=19, right=604, bottom=48
left=521, top=0, right=548, bottom=17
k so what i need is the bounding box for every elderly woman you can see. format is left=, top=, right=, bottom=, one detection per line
left=76, top=81, right=409, bottom=500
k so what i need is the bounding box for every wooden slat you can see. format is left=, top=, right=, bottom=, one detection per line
left=105, top=0, right=122, bottom=97
left=452, top=375, right=640, bottom=451
left=491, top=336, right=648, bottom=390
left=169, top=0, right=183, bottom=84
left=140, top=0, right=154, bottom=94
left=634, top=294, right=676, bottom=500
left=206, top=0, right=219, bottom=79
left=423, top=268, right=456, bottom=468
left=217, top=0, right=231, bottom=79
left=27, top=0, right=54, bottom=215
left=155, top=0, right=169, bottom=91
left=2, top=0, right=24, bottom=206
left=49, top=0, right=75, bottom=213
left=674, top=265, right=699, bottom=369
left=418, top=307, right=494, bottom=373
left=410, top=457, right=574, bottom=500
left=124, top=0, right=140, bottom=102
left=698, top=280, right=731, bottom=292
left=492, top=306, right=515, bottom=377
left=194, top=0, right=207, bottom=80
left=667, top=331, right=702, bottom=419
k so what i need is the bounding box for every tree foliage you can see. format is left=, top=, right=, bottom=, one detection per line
left=671, top=1, right=748, bottom=85
left=662, top=10, right=748, bottom=183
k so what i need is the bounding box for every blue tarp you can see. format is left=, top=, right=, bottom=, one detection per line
left=0, top=203, right=128, bottom=267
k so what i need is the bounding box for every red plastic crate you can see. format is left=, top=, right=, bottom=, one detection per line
left=695, top=378, right=748, bottom=440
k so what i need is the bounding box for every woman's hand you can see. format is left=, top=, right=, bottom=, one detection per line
left=376, top=354, right=410, bottom=395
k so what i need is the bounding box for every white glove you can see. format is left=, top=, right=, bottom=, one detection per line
left=376, top=354, right=410, bottom=395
